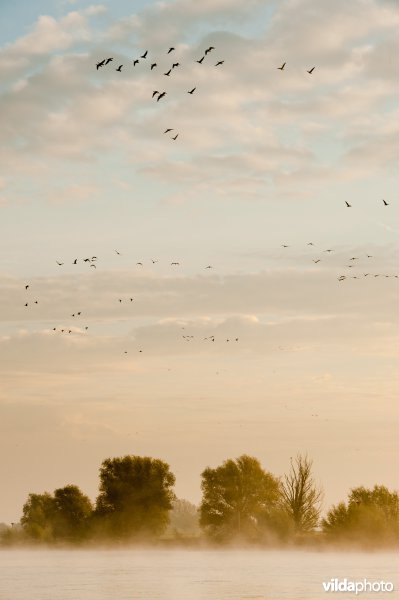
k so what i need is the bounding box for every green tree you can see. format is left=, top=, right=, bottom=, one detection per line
left=52, top=485, right=93, bottom=542
left=21, top=492, right=56, bottom=542
left=199, top=455, right=282, bottom=542
left=322, top=485, right=399, bottom=546
left=95, top=455, right=176, bottom=540
left=281, top=454, right=323, bottom=533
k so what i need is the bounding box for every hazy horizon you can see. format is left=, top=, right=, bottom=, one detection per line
left=2, top=0, right=399, bottom=524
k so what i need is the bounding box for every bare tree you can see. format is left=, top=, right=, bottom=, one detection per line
left=281, top=454, right=323, bottom=532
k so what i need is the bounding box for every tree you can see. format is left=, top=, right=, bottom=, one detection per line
left=95, top=455, right=176, bottom=540
left=21, top=492, right=56, bottom=542
left=322, top=485, right=399, bottom=546
left=167, top=499, right=200, bottom=539
left=281, top=454, right=323, bottom=533
left=52, top=485, right=93, bottom=542
left=199, top=455, right=282, bottom=542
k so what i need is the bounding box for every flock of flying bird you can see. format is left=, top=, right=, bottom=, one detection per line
left=96, top=45, right=224, bottom=140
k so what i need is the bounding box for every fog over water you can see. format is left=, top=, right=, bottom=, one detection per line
left=0, top=549, right=397, bottom=599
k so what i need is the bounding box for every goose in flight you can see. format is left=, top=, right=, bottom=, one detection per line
left=25, top=285, right=29, bottom=290
left=215, top=61, right=224, bottom=66
left=313, top=259, right=321, bottom=263
left=133, top=59, right=139, bottom=66
left=73, top=259, right=77, bottom=264
left=307, top=67, right=315, bottom=74
left=205, top=46, right=215, bottom=55
left=277, top=62, right=286, bottom=70
left=172, top=134, right=179, bottom=140
left=150, top=63, right=157, bottom=70
left=105, top=58, right=113, bottom=65
left=115, top=250, right=121, bottom=255
left=56, top=261, right=64, bottom=266
left=116, top=65, right=123, bottom=72
left=152, top=90, right=159, bottom=98
left=164, top=128, right=173, bottom=134
left=141, top=50, right=148, bottom=59
left=167, top=47, right=175, bottom=54
left=188, top=87, right=196, bottom=94
left=171, top=262, right=180, bottom=265
left=172, top=62, right=180, bottom=68
left=164, top=69, right=172, bottom=76
left=345, top=201, right=351, bottom=207
left=383, top=199, right=389, bottom=206
left=136, top=262, right=143, bottom=266
left=157, top=92, right=166, bottom=101
left=96, top=60, right=105, bottom=69
left=197, top=56, right=205, bottom=64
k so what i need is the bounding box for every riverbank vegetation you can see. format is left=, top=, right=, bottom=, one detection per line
left=1, top=453, right=399, bottom=549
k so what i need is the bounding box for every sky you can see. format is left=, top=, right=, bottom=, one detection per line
left=1, top=0, right=399, bottom=523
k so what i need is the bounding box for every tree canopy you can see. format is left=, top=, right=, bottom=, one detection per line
left=200, top=454, right=282, bottom=542
left=95, top=455, right=176, bottom=539
left=322, top=485, right=399, bottom=546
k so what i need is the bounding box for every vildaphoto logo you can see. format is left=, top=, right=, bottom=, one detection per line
left=322, top=578, right=394, bottom=595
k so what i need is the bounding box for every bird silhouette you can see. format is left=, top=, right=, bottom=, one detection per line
left=197, top=56, right=205, bottom=64
left=25, top=285, right=29, bottom=290
left=105, top=58, right=113, bottom=65
left=324, top=249, right=334, bottom=253
left=171, top=262, right=180, bottom=265
left=172, top=134, right=179, bottom=140
left=151, top=259, right=158, bottom=263
left=172, top=63, right=180, bottom=68
left=136, top=262, right=143, bottom=266
left=167, top=47, right=175, bottom=54
left=307, top=242, right=314, bottom=246
left=96, top=60, right=105, bottom=69
left=157, top=92, right=166, bottom=101
left=383, top=199, right=389, bottom=206
left=215, top=61, right=224, bottom=66
left=116, top=65, right=123, bottom=72
left=188, top=87, right=196, bottom=94
left=345, top=201, right=351, bottom=207
left=150, top=63, right=157, bottom=70
left=164, top=69, right=172, bottom=76
left=313, top=259, right=321, bottom=263
left=56, top=261, right=64, bottom=266
left=73, top=259, right=77, bottom=264
left=205, top=46, right=215, bottom=55
left=152, top=90, right=159, bottom=98
left=141, top=50, right=148, bottom=59
left=90, top=264, right=97, bottom=268
left=278, top=62, right=286, bottom=70
left=205, top=265, right=212, bottom=269
left=115, top=250, right=121, bottom=255
left=307, top=67, right=315, bottom=74
left=133, top=59, right=139, bottom=66
left=24, top=303, right=28, bottom=307
left=281, top=244, right=289, bottom=248
left=83, top=258, right=90, bottom=262
left=164, top=128, right=173, bottom=134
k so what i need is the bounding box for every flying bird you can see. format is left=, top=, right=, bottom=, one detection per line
left=105, top=58, right=113, bottom=65
left=56, top=261, right=64, bottom=266
left=197, top=56, right=205, bottom=64
left=133, top=59, right=139, bottom=66
left=205, top=47, right=215, bottom=55
left=172, top=134, right=179, bottom=140
left=281, top=244, right=289, bottom=248
left=115, top=250, right=121, bottom=255
left=96, top=60, right=105, bottom=69
left=313, top=259, right=321, bottom=263
left=164, top=69, right=172, bottom=76
left=278, top=62, right=286, bottom=70
left=116, top=65, right=123, bottom=72
left=307, top=242, right=314, bottom=246
left=136, top=262, right=143, bottom=266
left=188, top=87, right=196, bottom=94
left=171, top=262, right=180, bottom=265
left=167, top=47, right=175, bottom=54
left=215, top=61, right=224, bottom=66
left=150, top=63, right=157, bottom=70
left=164, top=128, right=173, bottom=134
left=157, top=92, right=166, bottom=101
left=172, top=63, right=180, bottom=68
left=324, top=249, right=334, bottom=253
left=25, top=285, right=29, bottom=290
left=205, top=265, right=212, bottom=269
left=152, top=90, right=159, bottom=98
left=90, top=264, right=96, bottom=268
left=345, top=201, right=352, bottom=207
left=383, top=199, right=389, bottom=206
left=151, top=259, right=158, bottom=263
left=141, top=50, right=148, bottom=59
left=307, top=67, right=315, bottom=74
left=73, top=259, right=77, bottom=264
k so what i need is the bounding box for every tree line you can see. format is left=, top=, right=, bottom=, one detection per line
left=1, top=453, right=399, bottom=548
